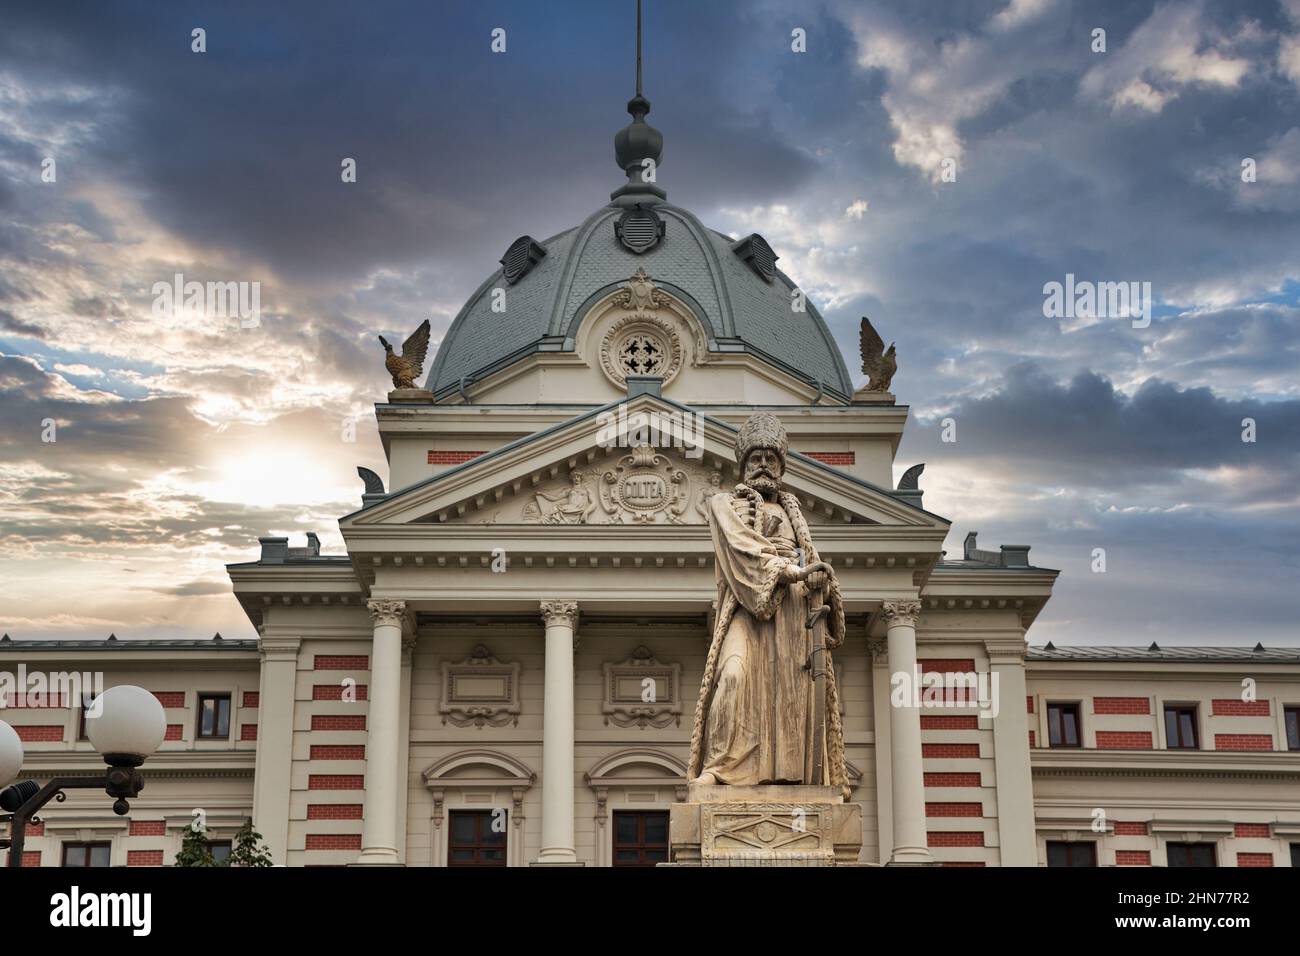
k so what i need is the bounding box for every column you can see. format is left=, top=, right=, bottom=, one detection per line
left=882, top=600, right=933, bottom=865
left=535, top=600, right=580, bottom=865
left=986, top=637, right=1037, bottom=866
left=251, top=633, right=300, bottom=865
left=355, top=599, right=405, bottom=866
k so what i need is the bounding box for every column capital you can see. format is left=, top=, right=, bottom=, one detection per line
left=881, top=600, right=922, bottom=627
left=866, top=636, right=889, bottom=664
left=258, top=636, right=301, bottom=661
left=367, top=599, right=407, bottom=628
left=539, top=600, right=579, bottom=629
left=401, top=634, right=419, bottom=665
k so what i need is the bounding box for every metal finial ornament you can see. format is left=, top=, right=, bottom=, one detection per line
left=636, top=0, right=642, bottom=97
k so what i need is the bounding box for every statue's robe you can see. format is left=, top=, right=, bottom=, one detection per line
left=698, top=492, right=827, bottom=785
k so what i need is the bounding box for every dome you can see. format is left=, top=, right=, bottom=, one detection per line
left=424, top=201, right=854, bottom=401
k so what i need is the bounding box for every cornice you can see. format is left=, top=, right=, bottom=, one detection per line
left=1032, top=748, right=1300, bottom=780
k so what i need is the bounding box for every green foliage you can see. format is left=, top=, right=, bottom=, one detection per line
left=226, top=818, right=274, bottom=868
left=174, top=824, right=216, bottom=867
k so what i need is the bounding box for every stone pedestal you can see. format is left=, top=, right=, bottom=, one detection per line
left=665, top=784, right=863, bottom=867
left=387, top=387, right=433, bottom=403
left=850, top=387, right=895, bottom=405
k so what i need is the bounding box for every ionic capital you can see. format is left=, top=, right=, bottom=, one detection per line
left=881, top=600, right=922, bottom=628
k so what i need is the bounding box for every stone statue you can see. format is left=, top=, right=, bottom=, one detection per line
left=379, top=318, right=431, bottom=390
left=859, top=316, right=897, bottom=392
left=688, top=412, right=849, bottom=794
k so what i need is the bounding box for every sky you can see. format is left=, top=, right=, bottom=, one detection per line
left=0, top=0, right=1297, bottom=645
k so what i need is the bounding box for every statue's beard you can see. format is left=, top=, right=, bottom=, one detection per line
left=746, top=471, right=781, bottom=497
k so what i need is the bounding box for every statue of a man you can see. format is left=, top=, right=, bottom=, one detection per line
left=688, top=412, right=849, bottom=792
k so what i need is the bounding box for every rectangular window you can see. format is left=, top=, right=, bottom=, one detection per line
left=197, top=693, right=231, bottom=739
left=1292, top=844, right=1300, bottom=868
left=1285, top=707, right=1300, bottom=752
left=447, top=810, right=507, bottom=867
left=1167, top=842, right=1216, bottom=867
left=612, top=810, right=670, bottom=867
left=1045, top=841, right=1096, bottom=867
left=210, top=840, right=232, bottom=865
left=78, top=700, right=90, bottom=741
left=1047, top=702, right=1081, bottom=748
left=1163, top=705, right=1199, bottom=749
left=62, top=842, right=111, bottom=867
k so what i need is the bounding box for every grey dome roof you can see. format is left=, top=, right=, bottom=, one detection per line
left=424, top=202, right=854, bottom=400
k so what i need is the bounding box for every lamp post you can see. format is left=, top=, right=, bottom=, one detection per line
left=0, top=685, right=166, bottom=868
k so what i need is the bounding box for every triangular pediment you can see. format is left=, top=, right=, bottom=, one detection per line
left=340, top=395, right=948, bottom=532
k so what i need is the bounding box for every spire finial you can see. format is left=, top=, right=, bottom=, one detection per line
left=612, top=0, right=665, bottom=203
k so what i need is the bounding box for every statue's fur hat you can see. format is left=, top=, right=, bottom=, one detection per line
left=734, top=412, right=789, bottom=468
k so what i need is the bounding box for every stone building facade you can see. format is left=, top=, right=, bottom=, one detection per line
left=4, top=79, right=1299, bottom=870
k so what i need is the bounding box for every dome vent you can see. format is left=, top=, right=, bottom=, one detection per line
left=615, top=205, right=665, bottom=254
left=500, top=235, right=548, bottom=285
left=732, top=233, right=778, bottom=282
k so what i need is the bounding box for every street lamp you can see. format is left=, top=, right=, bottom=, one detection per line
left=0, top=685, right=166, bottom=867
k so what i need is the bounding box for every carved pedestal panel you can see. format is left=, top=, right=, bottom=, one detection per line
left=664, top=784, right=863, bottom=867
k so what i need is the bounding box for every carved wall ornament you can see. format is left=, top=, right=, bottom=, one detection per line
left=597, top=445, right=690, bottom=524
left=602, top=646, right=683, bottom=729
left=521, top=469, right=597, bottom=524
left=599, top=274, right=685, bottom=389
left=439, top=644, right=521, bottom=728
left=613, top=267, right=669, bottom=311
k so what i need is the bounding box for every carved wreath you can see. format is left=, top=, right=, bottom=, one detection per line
left=599, top=313, right=684, bottom=389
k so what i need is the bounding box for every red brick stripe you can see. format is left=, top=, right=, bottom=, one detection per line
left=427, top=450, right=485, bottom=465
left=1113, top=822, right=1148, bottom=836
left=127, top=850, right=163, bottom=867
left=310, top=744, right=366, bottom=760
left=920, top=715, right=979, bottom=730
left=1093, top=697, right=1150, bottom=715
left=153, top=691, right=186, bottom=708
left=1095, top=731, right=1152, bottom=750
left=1026, top=695, right=1034, bottom=713
left=306, top=833, right=362, bottom=850
left=26, top=821, right=45, bottom=836
left=314, top=655, right=368, bottom=671
left=923, top=743, right=980, bottom=759
left=308, top=804, right=364, bottom=820
left=1215, top=734, right=1272, bottom=751
left=129, top=820, right=166, bottom=837
left=1212, top=699, right=1269, bottom=716
left=13, top=725, right=62, bottom=742
left=308, top=775, right=364, bottom=790
left=926, top=802, right=982, bottom=817
left=928, top=831, right=984, bottom=847
left=164, top=724, right=183, bottom=741
left=242, top=691, right=260, bottom=708
left=311, top=714, right=366, bottom=731
left=919, top=659, right=976, bottom=672
left=1237, top=853, right=1273, bottom=867
left=804, top=451, right=855, bottom=466
left=1115, top=850, right=1151, bottom=866
left=1234, top=823, right=1270, bottom=838
left=13, top=851, right=40, bottom=866
left=240, top=724, right=258, bottom=741
left=1028, top=730, right=1035, bottom=747
left=313, top=684, right=368, bottom=700
left=924, top=772, right=981, bottom=787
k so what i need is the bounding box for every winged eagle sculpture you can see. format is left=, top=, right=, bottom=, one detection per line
left=379, top=319, right=432, bottom=390
left=859, top=317, right=897, bottom=392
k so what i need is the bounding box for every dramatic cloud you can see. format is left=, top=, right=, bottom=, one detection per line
left=0, top=0, right=1297, bottom=645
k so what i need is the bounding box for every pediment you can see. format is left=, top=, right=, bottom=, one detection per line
left=341, top=396, right=947, bottom=531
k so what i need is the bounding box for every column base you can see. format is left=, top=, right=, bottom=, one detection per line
left=529, top=860, right=586, bottom=867
left=351, top=847, right=403, bottom=867
left=886, top=846, right=936, bottom=866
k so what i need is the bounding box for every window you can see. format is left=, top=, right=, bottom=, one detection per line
left=612, top=811, right=669, bottom=867
left=196, top=693, right=231, bottom=739
left=1167, top=842, right=1215, bottom=867
left=209, top=840, right=232, bottom=865
left=447, top=810, right=506, bottom=867
left=1045, top=841, right=1096, bottom=867
left=1292, top=844, right=1300, bottom=868
left=62, top=842, right=111, bottom=867
left=1164, top=705, right=1199, bottom=749
left=1285, top=707, right=1300, bottom=752
left=1047, top=703, right=1081, bottom=748
left=77, top=699, right=90, bottom=741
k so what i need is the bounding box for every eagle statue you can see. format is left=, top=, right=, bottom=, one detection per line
left=859, top=317, right=897, bottom=392
left=379, top=319, right=431, bottom=390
